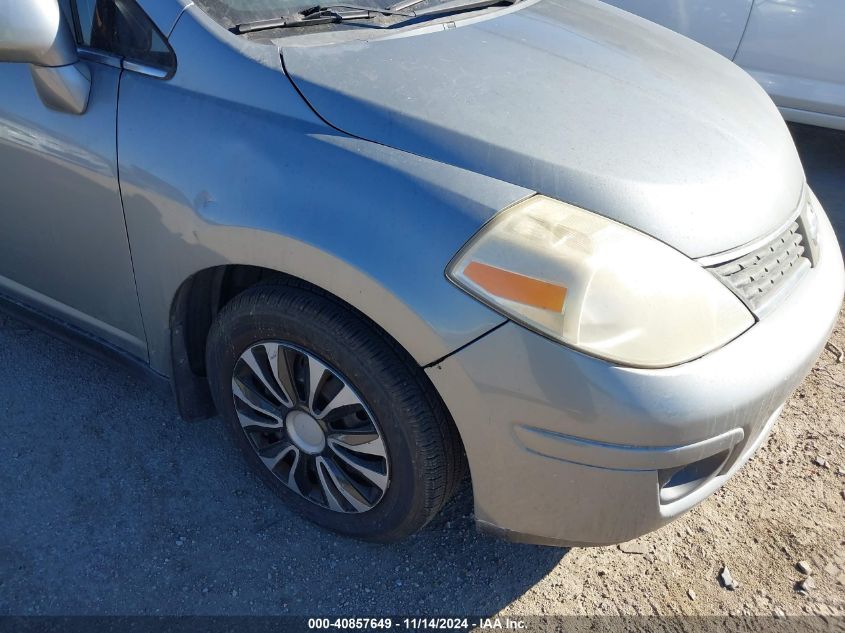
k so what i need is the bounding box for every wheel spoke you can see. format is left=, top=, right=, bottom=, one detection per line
left=318, top=456, right=372, bottom=512
left=316, top=457, right=346, bottom=512
left=232, top=377, right=283, bottom=423
left=305, top=354, right=329, bottom=414
left=328, top=446, right=388, bottom=493
left=328, top=432, right=386, bottom=458
left=240, top=346, right=290, bottom=407
left=262, top=343, right=296, bottom=407
left=286, top=449, right=304, bottom=494
left=236, top=406, right=284, bottom=433
left=316, top=384, right=361, bottom=421
left=259, top=440, right=297, bottom=470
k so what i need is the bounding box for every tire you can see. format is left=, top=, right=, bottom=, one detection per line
left=205, top=282, right=465, bottom=542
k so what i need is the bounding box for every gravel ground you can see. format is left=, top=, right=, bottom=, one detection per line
left=0, top=124, right=843, bottom=619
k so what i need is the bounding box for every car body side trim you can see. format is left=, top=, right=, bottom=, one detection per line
left=779, top=107, right=845, bottom=133
left=78, top=47, right=122, bottom=69
left=0, top=289, right=171, bottom=400
left=123, top=60, right=171, bottom=79
left=0, top=273, right=147, bottom=357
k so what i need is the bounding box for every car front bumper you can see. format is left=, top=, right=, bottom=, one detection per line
left=426, top=205, right=844, bottom=546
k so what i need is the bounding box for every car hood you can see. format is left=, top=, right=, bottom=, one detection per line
left=281, top=0, right=805, bottom=258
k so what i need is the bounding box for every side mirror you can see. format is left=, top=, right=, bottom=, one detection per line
left=0, top=0, right=91, bottom=114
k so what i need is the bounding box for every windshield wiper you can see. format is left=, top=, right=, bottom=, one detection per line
left=232, top=4, right=413, bottom=34
left=387, top=0, right=516, bottom=16
left=233, top=0, right=518, bottom=33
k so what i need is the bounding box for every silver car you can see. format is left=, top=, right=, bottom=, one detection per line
left=600, top=0, right=845, bottom=131
left=0, top=0, right=842, bottom=546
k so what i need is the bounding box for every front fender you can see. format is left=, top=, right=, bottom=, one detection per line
left=118, top=7, right=529, bottom=375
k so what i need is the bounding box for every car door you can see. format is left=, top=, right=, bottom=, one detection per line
left=733, top=0, right=845, bottom=126
left=599, top=0, right=754, bottom=59
left=0, top=0, right=170, bottom=359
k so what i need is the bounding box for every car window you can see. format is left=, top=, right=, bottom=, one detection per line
left=71, top=0, right=176, bottom=71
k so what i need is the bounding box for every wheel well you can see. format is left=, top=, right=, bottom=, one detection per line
left=170, top=264, right=469, bottom=498
left=169, top=265, right=289, bottom=420
left=170, top=265, right=456, bottom=421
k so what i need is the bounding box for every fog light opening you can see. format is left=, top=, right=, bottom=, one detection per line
left=658, top=450, right=730, bottom=505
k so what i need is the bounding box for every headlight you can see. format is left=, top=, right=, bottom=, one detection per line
left=447, top=196, right=754, bottom=368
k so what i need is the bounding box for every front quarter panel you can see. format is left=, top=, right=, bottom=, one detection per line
left=118, top=6, right=527, bottom=375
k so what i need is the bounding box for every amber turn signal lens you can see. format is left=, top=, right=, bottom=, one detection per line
left=463, top=261, right=567, bottom=312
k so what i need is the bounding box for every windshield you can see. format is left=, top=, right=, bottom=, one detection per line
left=195, top=0, right=398, bottom=27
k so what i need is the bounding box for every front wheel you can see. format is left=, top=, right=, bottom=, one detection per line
left=205, top=283, right=465, bottom=541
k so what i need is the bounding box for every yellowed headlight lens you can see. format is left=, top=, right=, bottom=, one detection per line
left=448, top=196, right=754, bottom=368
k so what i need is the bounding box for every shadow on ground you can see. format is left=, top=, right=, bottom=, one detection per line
left=0, top=123, right=842, bottom=617
left=0, top=316, right=564, bottom=615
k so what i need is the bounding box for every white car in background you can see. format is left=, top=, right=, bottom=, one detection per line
left=601, top=0, right=845, bottom=130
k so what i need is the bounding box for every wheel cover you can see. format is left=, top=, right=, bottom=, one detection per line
left=231, top=341, right=389, bottom=513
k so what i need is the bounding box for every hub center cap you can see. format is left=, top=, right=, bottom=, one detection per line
left=286, top=410, right=326, bottom=454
